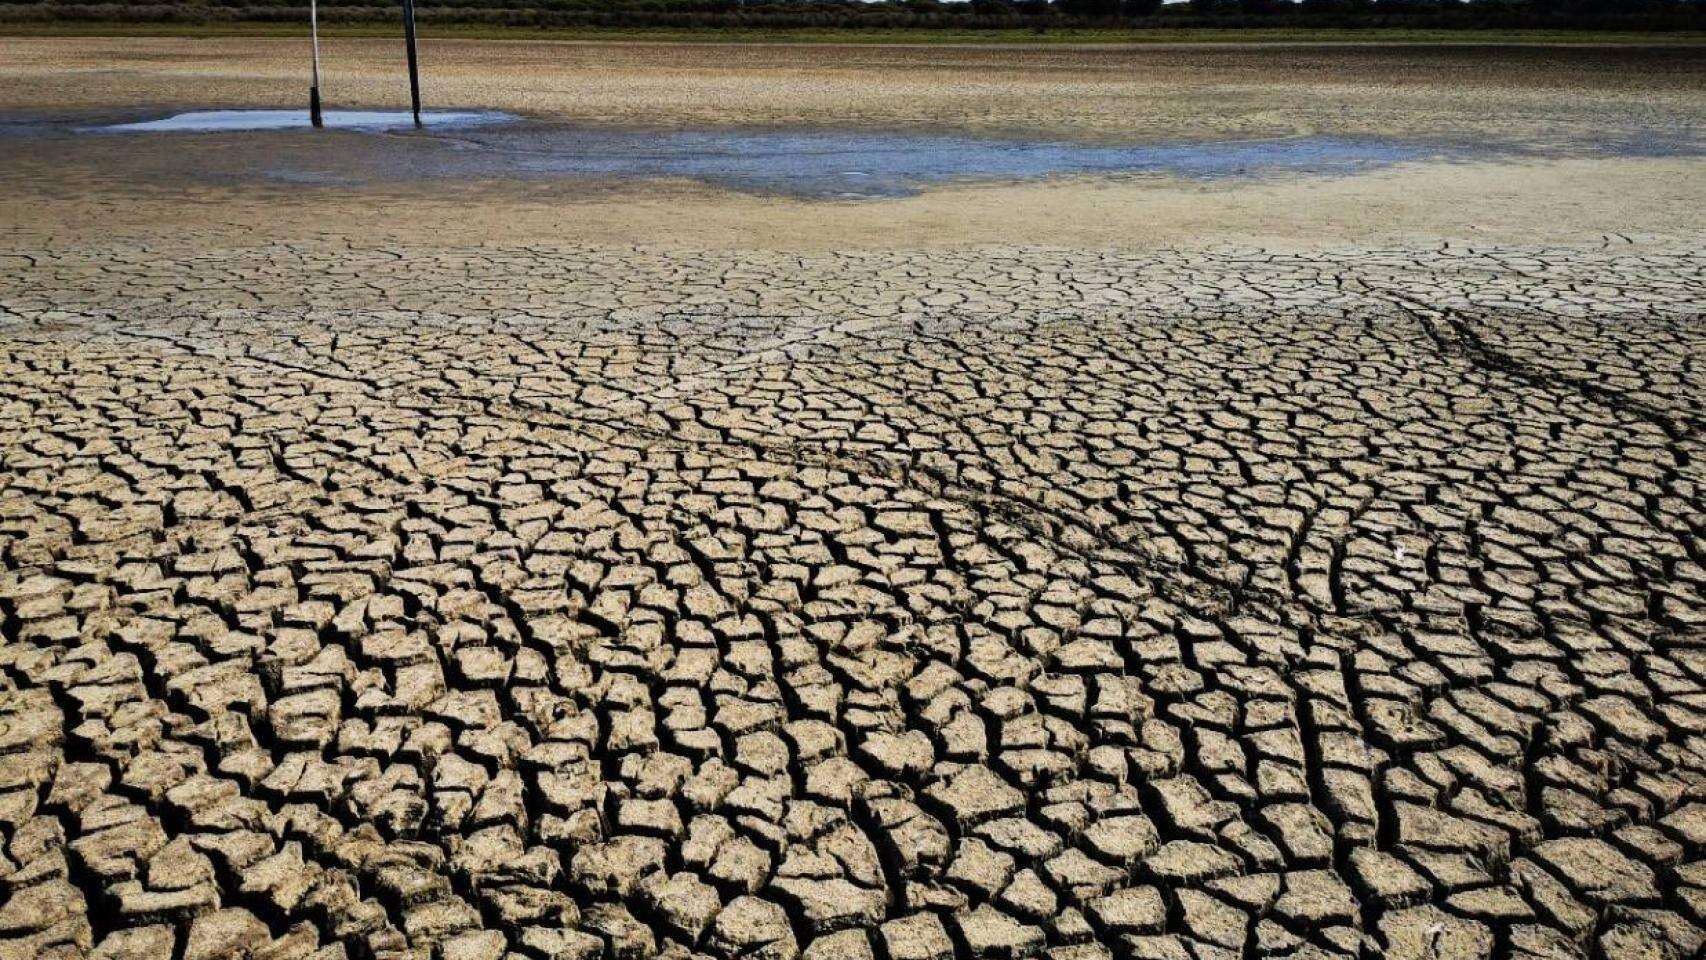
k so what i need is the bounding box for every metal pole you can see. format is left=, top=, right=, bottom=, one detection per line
left=309, top=0, right=323, bottom=128
left=402, top=0, right=422, bottom=129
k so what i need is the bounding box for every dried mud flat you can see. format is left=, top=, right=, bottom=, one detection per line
left=4, top=237, right=1704, bottom=960
left=3, top=36, right=1706, bottom=960
left=3, top=37, right=1703, bottom=142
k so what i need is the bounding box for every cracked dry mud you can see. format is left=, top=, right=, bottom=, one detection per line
left=0, top=238, right=1703, bottom=960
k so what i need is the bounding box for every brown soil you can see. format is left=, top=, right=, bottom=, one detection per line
left=2, top=42, right=1704, bottom=960
left=2, top=37, right=1703, bottom=250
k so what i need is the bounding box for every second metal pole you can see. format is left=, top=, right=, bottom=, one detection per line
left=309, top=0, right=323, bottom=128
left=402, top=0, right=422, bottom=129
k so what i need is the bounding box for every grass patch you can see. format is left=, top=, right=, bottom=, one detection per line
left=2, top=22, right=1703, bottom=45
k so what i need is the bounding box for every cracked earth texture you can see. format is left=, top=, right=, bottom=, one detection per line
left=1, top=236, right=1703, bottom=960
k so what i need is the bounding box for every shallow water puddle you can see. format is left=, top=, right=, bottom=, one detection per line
left=15, top=108, right=1697, bottom=198
left=436, top=127, right=1445, bottom=197
left=95, top=109, right=517, bottom=133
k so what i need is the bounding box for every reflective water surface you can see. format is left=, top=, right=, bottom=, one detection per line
left=428, top=127, right=1449, bottom=197
left=95, top=109, right=517, bottom=133
left=6, top=108, right=1697, bottom=199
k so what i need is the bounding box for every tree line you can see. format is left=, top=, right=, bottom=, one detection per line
left=3, top=0, right=1702, bottom=31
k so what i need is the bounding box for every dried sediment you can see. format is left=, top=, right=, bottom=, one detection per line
left=0, top=239, right=1701, bottom=960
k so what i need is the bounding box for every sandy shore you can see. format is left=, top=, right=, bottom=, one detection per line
left=4, top=37, right=1702, bottom=139
left=3, top=38, right=1703, bottom=249
left=3, top=151, right=1701, bottom=251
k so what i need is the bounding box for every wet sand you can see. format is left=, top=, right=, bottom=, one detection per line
left=4, top=36, right=1702, bottom=141
left=2, top=37, right=1703, bottom=248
